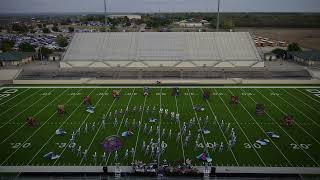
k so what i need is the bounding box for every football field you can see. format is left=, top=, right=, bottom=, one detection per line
left=0, top=86, right=319, bottom=170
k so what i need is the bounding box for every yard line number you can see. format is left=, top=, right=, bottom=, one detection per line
left=290, top=143, right=312, bottom=150
left=69, top=92, right=82, bottom=96
left=97, top=93, right=109, bottom=96
left=270, top=93, right=282, bottom=96
left=0, top=89, right=18, bottom=101
left=11, top=142, right=31, bottom=149
left=241, top=93, right=254, bottom=96
left=197, top=142, right=219, bottom=149
left=243, top=143, right=261, bottom=149
left=306, top=89, right=320, bottom=98
left=56, top=142, right=76, bottom=148
left=212, top=93, right=224, bottom=96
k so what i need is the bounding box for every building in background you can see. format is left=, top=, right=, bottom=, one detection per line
left=288, top=51, right=320, bottom=66
left=108, top=15, right=142, bottom=20
left=264, top=52, right=277, bottom=61
left=0, top=52, right=34, bottom=66
left=48, top=52, right=62, bottom=61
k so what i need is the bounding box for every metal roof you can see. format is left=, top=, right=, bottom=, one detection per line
left=0, top=52, right=34, bottom=61
left=289, top=51, right=320, bottom=61
left=63, top=32, right=262, bottom=62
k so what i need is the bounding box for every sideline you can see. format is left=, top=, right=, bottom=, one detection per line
left=2, top=86, right=320, bottom=89
left=0, top=166, right=319, bottom=175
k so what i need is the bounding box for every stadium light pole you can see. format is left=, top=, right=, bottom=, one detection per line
left=104, top=0, right=108, bottom=32
left=216, top=0, right=220, bottom=32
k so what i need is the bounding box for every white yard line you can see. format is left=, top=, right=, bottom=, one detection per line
left=174, top=95, right=186, bottom=164
left=52, top=88, right=104, bottom=166
left=200, top=88, right=239, bottom=166
left=0, top=89, right=62, bottom=144
left=131, top=95, right=147, bottom=164
left=294, top=88, right=320, bottom=104
left=229, top=88, right=292, bottom=166
left=0, top=88, right=30, bottom=106
left=3, top=86, right=320, bottom=89
left=24, top=88, right=85, bottom=166
left=0, top=88, right=70, bottom=166
left=105, top=88, right=135, bottom=165
left=157, top=88, right=162, bottom=167
left=261, top=89, right=320, bottom=145
left=282, top=89, right=320, bottom=116
left=213, top=88, right=266, bottom=167
left=268, top=89, right=320, bottom=129
left=79, top=90, right=118, bottom=165
left=0, top=89, right=43, bottom=128
left=245, top=88, right=320, bottom=167
left=186, top=88, right=207, bottom=148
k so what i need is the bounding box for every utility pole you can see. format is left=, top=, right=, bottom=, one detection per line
left=216, top=0, right=220, bottom=32
left=104, top=0, right=107, bottom=32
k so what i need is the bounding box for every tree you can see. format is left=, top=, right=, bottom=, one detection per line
left=209, top=20, right=217, bottom=29
left=99, top=27, right=106, bottom=32
left=109, top=25, right=118, bottom=32
left=42, top=27, right=50, bottom=33
left=39, top=47, right=53, bottom=58
left=56, top=35, right=68, bottom=47
left=11, top=23, right=29, bottom=33
left=68, top=26, right=74, bottom=33
left=287, top=42, right=302, bottom=52
left=1, top=39, right=15, bottom=52
left=52, top=26, right=59, bottom=32
left=272, top=48, right=287, bottom=58
left=30, top=29, right=36, bottom=33
left=19, top=42, right=35, bottom=52
left=222, top=19, right=235, bottom=30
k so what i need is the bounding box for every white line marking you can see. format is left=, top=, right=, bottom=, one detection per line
left=52, top=88, right=103, bottom=166
left=295, top=88, right=320, bottom=104
left=0, top=88, right=30, bottom=106
left=252, top=89, right=320, bottom=166
left=282, top=89, right=320, bottom=116
left=79, top=89, right=117, bottom=165
left=24, top=88, right=84, bottom=166
left=200, top=88, right=239, bottom=166
left=106, top=88, right=135, bottom=165
left=263, top=88, right=320, bottom=145
left=2, top=86, right=320, bottom=89
left=132, top=95, right=147, bottom=164
left=280, top=89, right=320, bottom=127
left=157, top=88, right=162, bottom=167
left=0, top=89, right=43, bottom=128
left=174, top=95, right=186, bottom=164
left=232, top=88, right=292, bottom=166
left=186, top=88, right=207, bottom=151
left=0, top=89, right=62, bottom=144
left=0, top=88, right=70, bottom=165
left=214, top=88, right=266, bottom=167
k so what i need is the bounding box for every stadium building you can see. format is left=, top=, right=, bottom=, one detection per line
left=61, top=32, right=264, bottom=68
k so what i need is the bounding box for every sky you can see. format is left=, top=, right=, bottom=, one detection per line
left=0, top=0, right=320, bottom=13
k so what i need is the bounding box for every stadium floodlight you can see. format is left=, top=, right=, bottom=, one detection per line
left=104, top=0, right=107, bottom=31
left=216, top=0, right=220, bottom=32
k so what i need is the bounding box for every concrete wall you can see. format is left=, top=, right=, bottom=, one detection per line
left=12, top=78, right=320, bottom=85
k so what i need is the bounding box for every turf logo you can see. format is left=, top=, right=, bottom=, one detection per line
left=306, top=89, right=320, bottom=98
left=0, top=89, right=18, bottom=101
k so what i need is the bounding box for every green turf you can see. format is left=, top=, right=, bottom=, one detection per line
left=0, top=86, right=319, bottom=168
